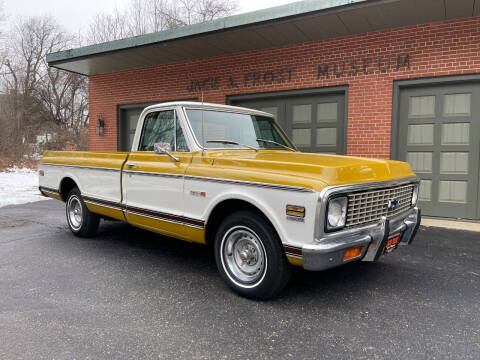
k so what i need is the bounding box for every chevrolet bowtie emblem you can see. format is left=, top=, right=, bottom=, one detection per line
left=387, top=199, right=399, bottom=210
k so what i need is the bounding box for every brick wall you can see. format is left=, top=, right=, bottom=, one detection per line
left=89, top=17, right=480, bottom=158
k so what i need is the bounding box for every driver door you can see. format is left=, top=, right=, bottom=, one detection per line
left=123, top=108, right=193, bottom=238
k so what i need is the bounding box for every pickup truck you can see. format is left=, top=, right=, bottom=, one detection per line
left=39, top=102, right=421, bottom=299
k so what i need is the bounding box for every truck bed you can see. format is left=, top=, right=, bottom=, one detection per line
left=39, top=151, right=130, bottom=221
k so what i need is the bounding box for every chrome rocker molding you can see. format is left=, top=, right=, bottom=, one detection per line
left=39, top=186, right=60, bottom=197
left=82, top=195, right=205, bottom=229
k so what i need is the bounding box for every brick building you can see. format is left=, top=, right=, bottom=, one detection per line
left=47, top=0, right=480, bottom=220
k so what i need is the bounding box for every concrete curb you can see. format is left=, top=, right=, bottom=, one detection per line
left=421, top=218, right=480, bottom=232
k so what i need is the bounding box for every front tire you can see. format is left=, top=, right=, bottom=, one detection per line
left=66, top=187, right=100, bottom=237
left=214, top=211, right=291, bottom=300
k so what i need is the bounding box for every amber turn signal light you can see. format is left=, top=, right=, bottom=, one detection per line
left=343, top=246, right=364, bottom=261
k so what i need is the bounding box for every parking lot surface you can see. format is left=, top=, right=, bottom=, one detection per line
left=1, top=200, right=479, bottom=359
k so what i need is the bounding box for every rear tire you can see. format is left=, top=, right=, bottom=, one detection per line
left=66, top=187, right=100, bottom=237
left=214, top=210, right=291, bottom=300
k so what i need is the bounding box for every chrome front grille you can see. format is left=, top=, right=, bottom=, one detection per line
left=345, top=184, right=414, bottom=228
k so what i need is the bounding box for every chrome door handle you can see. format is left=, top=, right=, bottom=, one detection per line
left=126, top=163, right=139, bottom=169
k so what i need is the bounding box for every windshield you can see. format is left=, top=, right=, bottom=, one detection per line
left=185, top=109, right=294, bottom=150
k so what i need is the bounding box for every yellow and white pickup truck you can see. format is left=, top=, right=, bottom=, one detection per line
left=39, top=102, right=421, bottom=299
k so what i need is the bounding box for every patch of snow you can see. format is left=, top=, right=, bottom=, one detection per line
left=0, top=167, right=48, bottom=208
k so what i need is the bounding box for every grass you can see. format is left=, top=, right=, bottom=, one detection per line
left=0, top=156, right=39, bottom=172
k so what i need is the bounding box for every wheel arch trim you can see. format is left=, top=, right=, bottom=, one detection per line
left=203, top=192, right=287, bottom=245
left=59, top=174, right=82, bottom=201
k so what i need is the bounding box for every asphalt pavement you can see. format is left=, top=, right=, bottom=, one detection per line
left=0, top=200, right=479, bottom=359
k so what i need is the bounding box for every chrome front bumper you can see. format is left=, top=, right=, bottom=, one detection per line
left=302, top=207, right=421, bottom=271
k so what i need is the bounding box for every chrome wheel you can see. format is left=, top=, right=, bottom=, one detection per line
left=220, top=226, right=267, bottom=287
left=67, top=195, right=83, bottom=230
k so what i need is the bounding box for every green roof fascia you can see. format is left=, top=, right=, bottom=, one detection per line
left=46, top=0, right=367, bottom=65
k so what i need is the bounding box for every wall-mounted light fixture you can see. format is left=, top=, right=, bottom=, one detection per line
left=96, top=115, right=105, bottom=136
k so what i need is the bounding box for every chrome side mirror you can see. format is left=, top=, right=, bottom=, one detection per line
left=154, top=142, right=179, bottom=162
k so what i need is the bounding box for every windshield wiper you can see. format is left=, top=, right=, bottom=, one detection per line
left=256, top=139, right=297, bottom=152
left=206, top=140, right=259, bottom=152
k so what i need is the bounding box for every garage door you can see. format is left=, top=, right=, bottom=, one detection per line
left=398, top=83, right=480, bottom=219
left=233, top=93, right=345, bottom=154
left=119, top=107, right=145, bottom=151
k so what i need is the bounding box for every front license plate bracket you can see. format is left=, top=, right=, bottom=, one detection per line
left=383, top=233, right=402, bottom=255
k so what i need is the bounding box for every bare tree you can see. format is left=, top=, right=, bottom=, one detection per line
left=87, top=7, right=130, bottom=44
left=0, top=0, right=238, bottom=162
left=175, top=0, right=238, bottom=25
left=86, top=0, right=238, bottom=44
left=0, top=16, right=88, bottom=159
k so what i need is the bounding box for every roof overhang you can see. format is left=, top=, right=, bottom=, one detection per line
left=47, top=0, right=480, bottom=76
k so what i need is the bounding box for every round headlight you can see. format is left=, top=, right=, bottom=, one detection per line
left=327, top=197, right=348, bottom=230
left=412, top=184, right=419, bottom=206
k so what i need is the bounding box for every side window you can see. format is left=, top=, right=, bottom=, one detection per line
left=254, top=117, right=286, bottom=144
left=138, top=110, right=190, bottom=152
left=138, top=110, right=175, bottom=151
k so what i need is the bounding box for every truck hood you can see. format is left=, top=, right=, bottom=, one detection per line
left=200, top=150, right=415, bottom=192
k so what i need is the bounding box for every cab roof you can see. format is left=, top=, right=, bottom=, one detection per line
left=144, top=101, right=275, bottom=118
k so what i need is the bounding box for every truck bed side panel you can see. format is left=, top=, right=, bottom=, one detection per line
left=39, top=151, right=129, bottom=220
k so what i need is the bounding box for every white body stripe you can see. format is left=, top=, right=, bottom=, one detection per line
left=39, top=163, right=123, bottom=206
left=39, top=161, right=318, bottom=248
left=184, top=177, right=317, bottom=246
left=122, top=170, right=185, bottom=222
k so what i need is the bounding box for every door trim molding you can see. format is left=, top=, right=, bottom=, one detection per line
left=83, top=194, right=206, bottom=228
left=227, top=86, right=349, bottom=155
left=391, top=74, right=480, bottom=160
